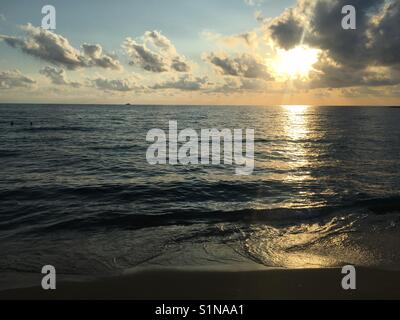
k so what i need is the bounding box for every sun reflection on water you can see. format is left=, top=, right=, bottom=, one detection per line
left=279, top=105, right=312, bottom=184
left=282, top=105, right=310, bottom=141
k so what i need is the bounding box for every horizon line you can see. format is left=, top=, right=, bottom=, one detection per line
left=0, top=103, right=400, bottom=108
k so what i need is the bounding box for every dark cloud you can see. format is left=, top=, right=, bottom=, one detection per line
left=123, top=30, right=191, bottom=73
left=39, top=66, right=81, bottom=88
left=306, top=0, right=382, bottom=67
left=0, top=69, right=35, bottom=89
left=269, top=9, right=304, bottom=50
left=369, top=0, right=400, bottom=66
left=205, top=53, right=272, bottom=79
left=267, top=0, right=400, bottom=87
left=0, top=24, right=121, bottom=70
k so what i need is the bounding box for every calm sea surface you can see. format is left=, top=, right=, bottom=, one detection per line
left=1, top=104, right=400, bottom=288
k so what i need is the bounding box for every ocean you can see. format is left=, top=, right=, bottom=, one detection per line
left=1, top=104, right=400, bottom=289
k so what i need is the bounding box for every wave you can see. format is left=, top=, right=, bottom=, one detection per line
left=0, top=150, right=23, bottom=158
left=1, top=194, right=399, bottom=236
left=1, top=196, right=399, bottom=273
left=0, top=181, right=283, bottom=202
left=17, top=126, right=97, bottom=133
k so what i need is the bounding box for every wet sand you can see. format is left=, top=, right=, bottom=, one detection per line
left=1, top=267, right=400, bottom=300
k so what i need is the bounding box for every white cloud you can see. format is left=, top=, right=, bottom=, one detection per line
left=39, top=66, right=81, bottom=87
left=123, top=30, right=191, bottom=73
left=0, top=24, right=122, bottom=70
left=209, top=77, right=267, bottom=94
left=0, top=69, right=35, bottom=89
left=244, top=0, right=264, bottom=7
left=204, top=52, right=272, bottom=79
left=90, top=76, right=142, bottom=92
left=202, top=30, right=259, bottom=49
left=152, top=74, right=209, bottom=91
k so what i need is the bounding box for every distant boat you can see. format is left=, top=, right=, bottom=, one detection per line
left=125, top=103, right=131, bottom=106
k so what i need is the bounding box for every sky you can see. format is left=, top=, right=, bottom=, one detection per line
left=0, top=0, right=399, bottom=105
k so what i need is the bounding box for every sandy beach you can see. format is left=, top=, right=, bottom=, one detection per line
left=1, top=267, right=399, bottom=300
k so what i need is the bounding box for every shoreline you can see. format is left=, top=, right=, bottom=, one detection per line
left=1, top=266, right=399, bottom=300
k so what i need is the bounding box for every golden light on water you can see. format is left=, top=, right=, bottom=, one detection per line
left=279, top=104, right=317, bottom=205
left=245, top=222, right=350, bottom=269
left=271, top=46, right=320, bottom=80
left=282, top=105, right=310, bottom=141
left=282, top=104, right=310, bottom=113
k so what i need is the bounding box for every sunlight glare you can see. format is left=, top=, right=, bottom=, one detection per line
left=282, top=105, right=309, bottom=113
left=272, top=46, right=320, bottom=80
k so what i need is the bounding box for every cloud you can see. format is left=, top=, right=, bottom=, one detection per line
left=90, top=77, right=142, bottom=92
left=269, top=9, right=305, bottom=50
left=231, top=32, right=259, bottom=48
left=307, top=54, right=400, bottom=89
left=244, top=0, right=264, bottom=6
left=39, top=66, right=81, bottom=88
left=0, top=69, right=35, bottom=89
left=143, top=30, right=174, bottom=51
left=368, top=0, right=400, bottom=66
left=152, top=75, right=209, bottom=91
left=205, top=52, right=272, bottom=79
left=0, top=24, right=122, bottom=70
left=123, top=38, right=167, bottom=72
left=210, top=77, right=267, bottom=94
left=123, top=30, right=190, bottom=73
left=266, top=0, right=400, bottom=88
left=152, top=73, right=268, bottom=94
left=341, top=86, right=387, bottom=98
left=255, top=11, right=268, bottom=23
left=202, top=30, right=259, bottom=48
left=81, top=44, right=121, bottom=70
left=0, top=24, right=85, bottom=69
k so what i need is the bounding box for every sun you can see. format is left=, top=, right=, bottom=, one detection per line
left=271, top=45, right=320, bottom=80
